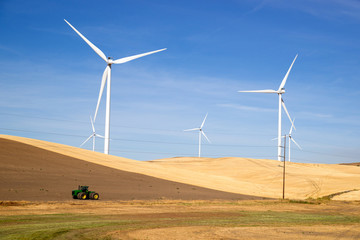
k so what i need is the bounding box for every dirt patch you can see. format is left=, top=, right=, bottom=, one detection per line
left=332, top=190, right=360, bottom=201
left=0, top=201, right=29, bottom=206
left=126, top=225, right=360, bottom=240
left=340, top=163, right=360, bottom=167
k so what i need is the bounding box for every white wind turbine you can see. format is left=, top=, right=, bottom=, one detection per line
left=287, top=118, right=302, bottom=162
left=272, top=118, right=301, bottom=161
left=184, top=113, right=211, bottom=158
left=64, top=19, right=166, bottom=155
left=238, top=55, right=298, bottom=161
left=80, top=116, right=105, bottom=151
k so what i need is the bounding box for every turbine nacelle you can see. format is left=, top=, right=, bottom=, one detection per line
left=278, top=88, right=285, bottom=94
left=106, top=57, right=114, bottom=65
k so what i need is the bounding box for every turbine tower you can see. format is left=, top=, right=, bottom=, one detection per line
left=80, top=116, right=104, bottom=151
left=238, top=55, right=298, bottom=161
left=184, top=113, right=211, bottom=158
left=65, top=19, right=166, bottom=154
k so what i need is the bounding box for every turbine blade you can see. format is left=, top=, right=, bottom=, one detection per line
left=80, top=135, right=93, bottom=147
left=184, top=128, right=200, bottom=132
left=90, top=116, right=95, bottom=132
left=289, top=118, right=296, bottom=135
left=278, top=54, right=298, bottom=91
left=281, top=98, right=296, bottom=131
left=200, top=113, right=208, bottom=128
left=201, top=131, right=211, bottom=143
left=272, top=136, right=285, bottom=141
left=291, top=137, right=302, bottom=150
left=94, top=66, right=109, bottom=121
left=113, top=48, right=166, bottom=64
left=95, top=134, right=105, bottom=138
left=64, top=19, right=107, bottom=62
left=238, top=89, right=277, bottom=93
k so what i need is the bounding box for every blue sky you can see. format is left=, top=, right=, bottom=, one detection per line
left=0, top=0, right=359, bottom=163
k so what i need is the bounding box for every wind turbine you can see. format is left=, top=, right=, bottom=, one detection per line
left=80, top=116, right=105, bottom=151
left=288, top=118, right=302, bottom=162
left=238, top=55, right=298, bottom=161
left=272, top=118, right=301, bottom=162
left=64, top=19, right=166, bottom=155
left=184, top=113, right=211, bottom=158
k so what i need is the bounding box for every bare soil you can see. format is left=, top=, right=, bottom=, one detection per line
left=127, top=225, right=360, bottom=240
left=0, top=137, right=260, bottom=201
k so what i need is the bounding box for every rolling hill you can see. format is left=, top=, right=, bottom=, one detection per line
left=0, top=135, right=259, bottom=201
left=1, top=135, right=359, bottom=201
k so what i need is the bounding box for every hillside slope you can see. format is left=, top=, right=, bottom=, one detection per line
left=0, top=136, right=259, bottom=201
left=1, top=135, right=359, bottom=200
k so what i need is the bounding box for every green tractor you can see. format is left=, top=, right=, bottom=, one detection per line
left=72, top=185, right=99, bottom=200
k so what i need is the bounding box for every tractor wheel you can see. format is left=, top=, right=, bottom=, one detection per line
left=78, top=192, right=86, bottom=200
left=89, top=192, right=94, bottom=199
left=72, top=195, right=77, bottom=199
left=81, top=193, right=87, bottom=200
left=92, top=193, right=99, bottom=200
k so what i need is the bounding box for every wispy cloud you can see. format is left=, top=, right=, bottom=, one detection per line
left=0, top=44, right=21, bottom=55
left=296, top=0, right=360, bottom=20
left=217, top=103, right=276, bottom=112
left=244, top=0, right=360, bottom=21
left=245, top=0, right=269, bottom=15
left=299, top=111, right=360, bottom=127
left=300, top=111, right=333, bottom=119
left=30, top=26, right=75, bottom=37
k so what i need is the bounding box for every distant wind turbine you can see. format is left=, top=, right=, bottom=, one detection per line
left=80, top=116, right=105, bottom=151
left=64, top=19, right=166, bottom=154
left=288, top=118, right=302, bottom=162
left=272, top=118, right=301, bottom=162
left=184, top=113, right=211, bottom=158
left=238, top=55, right=298, bottom=161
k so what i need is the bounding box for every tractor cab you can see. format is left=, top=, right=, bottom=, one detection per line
left=79, top=185, right=89, bottom=192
